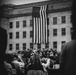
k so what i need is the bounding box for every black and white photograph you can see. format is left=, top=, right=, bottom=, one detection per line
left=0, top=0, right=76, bottom=75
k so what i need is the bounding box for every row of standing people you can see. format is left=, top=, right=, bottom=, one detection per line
left=4, top=48, right=60, bottom=75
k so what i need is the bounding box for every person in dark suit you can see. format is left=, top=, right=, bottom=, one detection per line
left=0, top=27, right=7, bottom=75
left=60, top=0, right=76, bottom=75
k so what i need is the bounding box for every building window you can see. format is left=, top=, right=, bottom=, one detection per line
left=16, top=32, right=19, bottom=39
left=30, top=20, right=32, bottom=27
left=23, top=43, right=26, bottom=50
left=61, top=28, right=66, bottom=36
left=9, top=32, right=13, bottom=39
left=53, top=29, right=57, bottom=36
left=53, top=41, right=57, bottom=49
left=9, top=44, right=13, bottom=50
left=30, top=43, right=33, bottom=49
left=45, top=43, right=49, bottom=48
left=23, top=20, right=26, bottom=27
left=16, top=43, right=19, bottom=50
left=47, top=18, right=49, bottom=25
left=23, top=31, right=26, bottom=38
left=53, top=17, right=57, bottom=25
left=16, top=21, right=19, bottom=28
left=62, top=41, right=66, bottom=45
left=30, top=31, right=33, bottom=38
left=61, top=16, right=66, bottom=24
left=37, top=44, right=41, bottom=49
left=9, top=22, right=13, bottom=28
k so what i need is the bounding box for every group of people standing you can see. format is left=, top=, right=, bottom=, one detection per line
left=3, top=47, right=60, bottom=75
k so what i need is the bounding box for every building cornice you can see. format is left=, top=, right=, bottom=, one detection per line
left=1, top=7, right=71, bottom=18
left=1, top=0, right=72, bottom=9
left=1, top=13, right=32, bottom=18
left=13, top=0, right=72, bottom=9
left=0, top=0, right=72, bottom=18
left=48, top=7, right=71, bottom=13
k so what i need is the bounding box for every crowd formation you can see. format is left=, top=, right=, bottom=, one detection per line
left=4, top=48, right=60, bottom=75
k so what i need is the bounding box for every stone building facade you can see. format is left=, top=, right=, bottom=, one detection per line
left=0, top=0, right=72, bottom=53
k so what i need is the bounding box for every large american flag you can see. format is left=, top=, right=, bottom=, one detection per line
left=32, top=5, right=48, bottom=44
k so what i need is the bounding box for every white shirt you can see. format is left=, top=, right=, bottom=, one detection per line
left=42, top=58, right=50, bottom=68
left=12, top=60, right=25, bottom=68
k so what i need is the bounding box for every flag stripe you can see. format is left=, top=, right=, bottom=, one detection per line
left=42, top=6, right=45, bottom=43
left=40, top=7, right=43, bottom=43
left=44, top=5, right=48, bottom=43
left=35, top=18, right=37, bottom=43
left=36, top=18, right=38, bottom=43
left=33, top=18, right=35, bottom=43
left=38, top=18, right=40, bottom=43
